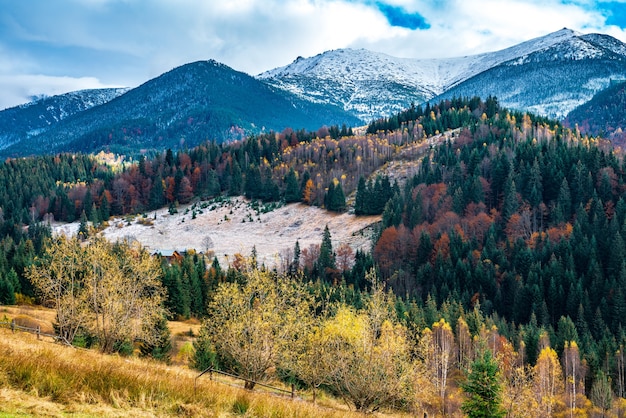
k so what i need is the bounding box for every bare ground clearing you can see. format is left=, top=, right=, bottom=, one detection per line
left=53, top=197, right=380, bottom=268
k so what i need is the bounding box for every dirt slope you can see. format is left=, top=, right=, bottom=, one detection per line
left=54, top=197, right=380, bottom=268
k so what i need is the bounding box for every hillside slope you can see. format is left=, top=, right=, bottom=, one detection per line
left=1, top=61, right=360, bottom=158
left=54, top=198, right=380, bottom=269
left=563, top=80, right=626, bottom=142
left=0, top=326, right=360, bottom=417
left=0, top=88, right=128, bottom=150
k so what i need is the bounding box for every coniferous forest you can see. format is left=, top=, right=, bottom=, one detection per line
left=5, top=96, right=626, bottom=415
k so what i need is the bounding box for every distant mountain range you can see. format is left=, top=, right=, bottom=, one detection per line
left=0, top=88, right=128, bottom=151
left=1, top=28, right=625, bottom=158
left=0, top=61, right=359, bottom=157
left=260, top=28, right=626, bottom=121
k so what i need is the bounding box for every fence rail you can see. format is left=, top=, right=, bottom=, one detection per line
left=195, top=366, right=296, bottom=398
left=3, top=319, right=302, bottom=403
left=0, top=319, right=68, bottom=343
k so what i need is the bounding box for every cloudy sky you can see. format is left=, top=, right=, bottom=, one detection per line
left=1, top=0, right=625, bottom=110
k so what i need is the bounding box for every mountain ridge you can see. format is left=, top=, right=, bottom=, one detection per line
left=0, top=60, right=360, bottom=157
left=0, top=87, right=129, bottom=151
left=259, top=28, right=626, bottom=121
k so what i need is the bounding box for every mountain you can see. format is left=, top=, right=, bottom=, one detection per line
left=0, top=88, right=128, bottom=150
left=0, top=60, right=360, bottom=158
left=563, top=80, right=626, bottom=142
left=433, top=30, right=626, bottom=119
left=259, top=28, right=626, bottom=121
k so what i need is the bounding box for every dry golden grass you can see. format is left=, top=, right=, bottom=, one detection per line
left=1, top=305, right=56, bottom=335
left=0, top=328, right=388, bottom=417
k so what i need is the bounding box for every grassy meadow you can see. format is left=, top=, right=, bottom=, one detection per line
left=0, top=306, right=391, bottom=417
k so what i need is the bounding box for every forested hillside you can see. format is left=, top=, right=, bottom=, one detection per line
left=565, top=80, right=626, bottom=144
left=4, top=97, right=626, bottom=415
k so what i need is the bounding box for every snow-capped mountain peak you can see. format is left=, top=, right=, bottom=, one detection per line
left=258, top=28, right=626, bottom=121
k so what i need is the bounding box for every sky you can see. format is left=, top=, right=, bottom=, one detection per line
left=1, top=0, right=626, bottom=110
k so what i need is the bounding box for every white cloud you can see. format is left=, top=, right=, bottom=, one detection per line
left=0, top=75, right=120, bottom=111
left=1, top=0, right=625, bottom=110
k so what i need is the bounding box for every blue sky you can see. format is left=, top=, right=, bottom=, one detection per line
left=0, top=0, right=625, bottom=110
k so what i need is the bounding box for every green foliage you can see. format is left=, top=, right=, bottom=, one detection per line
left=140, top=315, right=172, bottom=363
left=192, top=326, right=218, bottom=372
left=354, top=175, right=395, bottom=215
left=0, top=272, right=16, bottom=304
left=317, top=225, right=336, bottom=278
left=461, top=350, right=506, bottom=418
left=324, top=180, right=346, bottom=212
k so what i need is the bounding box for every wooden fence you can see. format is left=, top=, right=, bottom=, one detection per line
left=1, top=319, right=299, bottom=401
left=195, top=366, right=296, bottom=399
left=0, top=319, right=71, bottom=345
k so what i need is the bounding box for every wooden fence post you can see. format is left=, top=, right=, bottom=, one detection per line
left=291, top=383, right=295, bottom=398
left=10, top=319, right=15, bottom=333
left=37, top=325, right=41, bottom=340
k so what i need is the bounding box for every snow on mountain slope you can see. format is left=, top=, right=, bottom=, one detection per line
left=437, top=31, right=626, bottom=119
left=0, top=88, right=129, bottom=150
left=259, top=28, right=626, bottom=121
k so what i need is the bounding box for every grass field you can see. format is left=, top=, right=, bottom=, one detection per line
left=0, top=305, right=407, bottom=417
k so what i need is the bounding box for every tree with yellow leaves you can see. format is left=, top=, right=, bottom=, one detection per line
left=203, top=266, right=313, bottom=390
left=415, top=318, right=455, bottom=415
left=563, top=341, right=587, bottom=418
left=534, top=346, right=565, bottom=417
left=28, top=236, right=166, bottom=353
left=323, top=270, right=412, bottom=412
left=324, top=306, right=411, bottom=412
left=27, top=235, right=90, bottom=345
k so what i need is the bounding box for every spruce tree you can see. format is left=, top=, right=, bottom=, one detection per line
left=0, top=273, right=15, bottom=304
left=461, top=349, right=506, bottom=418
left=284, top=168, right=301, bottom=203
left=355, top=176, right=367, bottom=215
left=317, top=225, right=336, bottom=278
left=140, top=315, right=172, bottom=363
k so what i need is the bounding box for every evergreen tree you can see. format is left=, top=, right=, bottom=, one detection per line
left=0, top=273, right=15, bottom=304
left=77, top=210, right=89, bottom=241
left=354, top=176, right=367, bottom=215
left=140, top=315, right=172, bottom=363
left=284, top=168, right=301, bottom=203
left=192, top=325, right=218, bottom=371
left=244, top=165, right=262, bottom=200
left=229, top=161, right=243, bottom=196
left=100, top=193, right=110, bottom=221
left=290, top=240, right=301, bottom=276
left=325, top=179, right=346, bottom=212
left=461, top=349, right=506, bottom=418
left=502, top=173, right=518, bottom=222
left=317, top=225, right=336, bottom=278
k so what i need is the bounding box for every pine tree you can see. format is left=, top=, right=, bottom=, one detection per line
left=317, top=225, right=336, bottom=278
left=140, top=315, right=172, bottom=363
left=284, top=168, right=301, bottom=203
left=461, top=349, right=506, bottom=418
